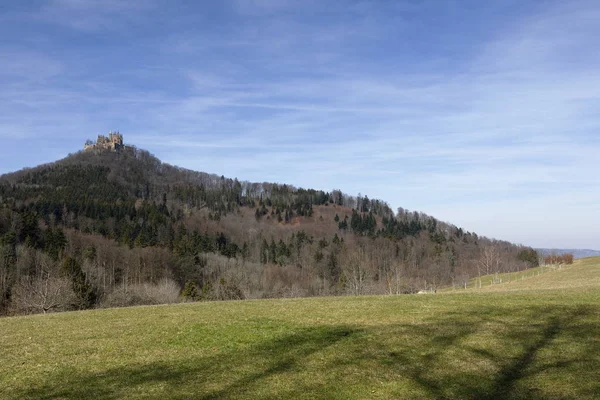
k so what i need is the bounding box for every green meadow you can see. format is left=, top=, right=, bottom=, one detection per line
left=2, top=258, right=599, bottom=399
left=446, top=256, right=600, bottom=292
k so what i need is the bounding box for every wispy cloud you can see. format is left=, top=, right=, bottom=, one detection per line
left=1, top=0, right=599, bottom=248
left=24, top=0, right=154, bottom=31
left=230, top=0, right=306, bottom=16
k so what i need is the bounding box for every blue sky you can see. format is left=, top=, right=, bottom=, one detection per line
left=1, top=0, right=599, bottom=249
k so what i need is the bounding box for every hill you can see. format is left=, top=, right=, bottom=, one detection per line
left=0, top=144, right=539, bottom=315
left=1, top=258, right=599, bottom=399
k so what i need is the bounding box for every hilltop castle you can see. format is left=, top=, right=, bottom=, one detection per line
left=84, top=131, right=134, bottom=152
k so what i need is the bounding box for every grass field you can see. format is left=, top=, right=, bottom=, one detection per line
left=446, top=256, right=600, bottom=292
left=1, top=259, right=600, bottom=399
left=445, top=264, right=562, bottom=290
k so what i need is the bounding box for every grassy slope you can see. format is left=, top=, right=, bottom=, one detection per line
left=1, top=261, right=600, bottom=399
left=447, top=257, right=600, bottom=292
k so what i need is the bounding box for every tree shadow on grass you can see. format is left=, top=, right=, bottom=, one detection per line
left=380, top=304, right=600, bottom=399
left=14, top=325, right=359, bottom=400
left=9, top=304, right=600, bottom=399
left=481, top=315, right=562, bottom=400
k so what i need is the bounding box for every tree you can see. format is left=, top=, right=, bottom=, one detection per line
left=478, top=245, right=500, bottom=287
left=517, top=248, right=539, bottom=268
left=181, top=280, right=199, bottom=301
left=340, top=247, right=370, bottom=296
left=385, top=261, right=404, bottom=295
left=11, top=274, right=77, bottom=314
left=0, top=232, right=17, bottom=304
left=62, top=257, right=96, bottom=309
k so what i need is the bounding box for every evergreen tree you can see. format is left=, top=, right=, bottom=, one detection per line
left=61, top=257, right=96, bottom=309
left=182, top=280, right=199, bottom=301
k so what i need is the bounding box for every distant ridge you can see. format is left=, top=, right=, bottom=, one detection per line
left=537, top=248, right=600, bottom=259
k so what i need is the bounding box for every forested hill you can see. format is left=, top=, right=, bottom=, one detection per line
left=0, top=147, right=539, bottom=315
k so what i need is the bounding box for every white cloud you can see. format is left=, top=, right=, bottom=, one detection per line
left=2, top=0, right=599, bottom=248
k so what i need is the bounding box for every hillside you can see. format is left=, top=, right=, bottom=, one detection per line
left=464, top=257, right=600, bottom=292
left=0, top=146, right=539, bottom=315
left=1, top=261, right=599, bottom=399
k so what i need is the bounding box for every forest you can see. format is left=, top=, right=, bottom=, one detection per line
left=0, top=148, right=540, bottom=315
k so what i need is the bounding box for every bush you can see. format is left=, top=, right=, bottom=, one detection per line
left=544, top=253, right=574, bottom=265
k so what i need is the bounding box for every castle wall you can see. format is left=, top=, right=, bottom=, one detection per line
left=84, top=131, right=126, bottom=152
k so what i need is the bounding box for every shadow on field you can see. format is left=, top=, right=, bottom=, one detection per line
left=15, top=325, right=359, bottom=400
left=483, top=315, right=563, bottom=399
left=12, top=304, right=600, bottom=399
left=381, top=304, right=599, bottom=399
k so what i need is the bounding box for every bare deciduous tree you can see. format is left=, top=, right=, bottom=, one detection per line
left=385, top=261, right=404, bottom=295
left=478, top=245, right=501, bottom=287
left=340, top=246, right=370, bottom=296
left=11, top=274, right=77, bottom=314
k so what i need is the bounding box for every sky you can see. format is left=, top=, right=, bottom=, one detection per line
left=1, top=0, right=599, bottom=249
